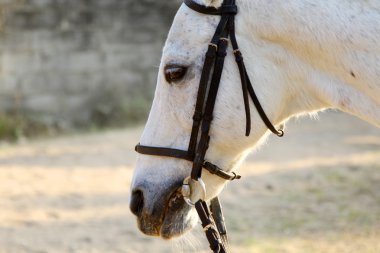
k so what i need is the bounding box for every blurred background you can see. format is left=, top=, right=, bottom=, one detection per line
left=0, top=1, right=379, bottom=253
left=0, top=0, right=180, bottom=140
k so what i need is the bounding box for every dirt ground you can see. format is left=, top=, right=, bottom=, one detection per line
left=0, top=111, right=380, bottom=253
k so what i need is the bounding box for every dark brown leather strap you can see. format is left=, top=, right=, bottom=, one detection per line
left=195, top=200, right=227, bottom=253
left=135, top=144, right=191, bottom=160
left=204, top=162, right=241, bottom=180
left=229, top=16, right=284, bottom=137
left=210, top=197, right=228, bottom=246
left=245, top=69, right=284, bottom=137
left=135, top=144, right=241, bottom=181
left=188, top=44, right=217, bottom=156
left=188, top=11, right=230, bottom=159
left=184, top=0, right=237, bottom=16
left=191, top=35, right=230, bottom=180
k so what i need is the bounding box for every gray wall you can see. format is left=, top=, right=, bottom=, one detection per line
left=0, top=0, right=181, bottom=129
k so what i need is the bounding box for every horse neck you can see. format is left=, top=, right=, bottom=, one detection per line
left=239, top=0, right=380, bottom=127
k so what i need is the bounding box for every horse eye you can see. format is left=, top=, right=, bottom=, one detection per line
left=164, top=65, right=187, bottom=83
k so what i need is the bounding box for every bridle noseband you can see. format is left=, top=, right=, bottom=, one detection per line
left=135, top=0, right=284, bottom=252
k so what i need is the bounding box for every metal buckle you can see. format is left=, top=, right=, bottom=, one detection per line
left=203, top=223, right=214, bottom=232
left=181, top=176, right=206, bottom=206
left=208, top=43, right=218, bottom=50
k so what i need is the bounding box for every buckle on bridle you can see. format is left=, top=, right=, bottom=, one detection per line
left=182, top=176, right=206, bottom=206
left=208, top=43, right=218, bottom=50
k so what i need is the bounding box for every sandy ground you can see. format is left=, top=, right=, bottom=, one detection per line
left=0, top=111, right=380, bottom=253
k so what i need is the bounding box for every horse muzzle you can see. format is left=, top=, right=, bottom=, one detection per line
left=129, top=178, right=194, bottom=238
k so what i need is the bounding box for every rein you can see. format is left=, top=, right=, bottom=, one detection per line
left=135, top=0, right=283, bottom=252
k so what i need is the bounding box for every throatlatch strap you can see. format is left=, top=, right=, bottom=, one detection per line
left=245, top=70, right=284, bottom=137
left=228, top=15, right=283, bottom=137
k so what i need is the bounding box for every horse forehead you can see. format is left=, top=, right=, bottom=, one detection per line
left=163, top=6, right=219, bottom=57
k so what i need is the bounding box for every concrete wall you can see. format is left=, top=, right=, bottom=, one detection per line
left=0, top=0, right=181, bottom=128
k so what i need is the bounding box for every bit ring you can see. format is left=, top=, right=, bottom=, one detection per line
left=181, top=177, right=206, bottom=206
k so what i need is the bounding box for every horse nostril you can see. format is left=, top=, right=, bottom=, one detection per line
left=130, top=190, right=144, bottom=217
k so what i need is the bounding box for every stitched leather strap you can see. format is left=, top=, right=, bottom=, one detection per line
left=196, top=200, right=227, bottom=253
left=188, top=44, right=217, bottom=156
left=191, top=35, right=229, bottom=180
left=210, top=197, right=228, bottom=246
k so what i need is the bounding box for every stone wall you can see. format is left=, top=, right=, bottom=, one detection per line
left=0, top=0, right=181, bottom=129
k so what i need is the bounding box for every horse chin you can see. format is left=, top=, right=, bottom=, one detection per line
left=136, top=188, right=196, bottom=239
left=160, top=213, right=194, bottom=239
left=160, top=190, right=196, bottom=239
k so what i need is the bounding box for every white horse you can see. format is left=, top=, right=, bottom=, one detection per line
left=130, top=0, right=380, bottom=239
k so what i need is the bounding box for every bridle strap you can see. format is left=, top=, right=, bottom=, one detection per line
left=188, top=41, right=218, bottom=157
left=184, top=0, right=284, bottom=138
left=184, top=0, right=237, bottom=15
left=196, top=200, right=227, bottom=253
left=191, top=31, right=230, bottom=180
left=135, top=144, right=191, bottom=160
left=135, top=144, right=241, bottom=181
left=210, top=197, right=228, bottom=245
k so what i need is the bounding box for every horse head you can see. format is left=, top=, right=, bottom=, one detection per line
left=130, top=0, right=380, bottom=240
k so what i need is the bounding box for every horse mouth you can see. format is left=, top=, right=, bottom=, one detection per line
left=137, top=187, right=195, bottom=239
left=160, top=189, right=194, bottom=239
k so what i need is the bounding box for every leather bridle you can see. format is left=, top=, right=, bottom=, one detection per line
left=135, top=0, right=283, bottom=252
